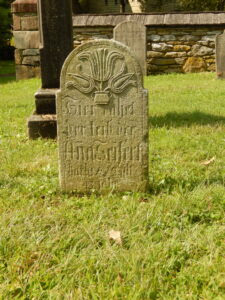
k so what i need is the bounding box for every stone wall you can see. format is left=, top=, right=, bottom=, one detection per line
left=73, top=25, right=221, bottom=74
left=12, top=0, right=40, bottom=80
left=11, top=1, right=225, bottom=79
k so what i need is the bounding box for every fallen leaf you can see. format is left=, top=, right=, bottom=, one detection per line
left=139, top=197, right=148, bottom=203
left=200, top=157, right=215, bottom=166
left=117, top=273, right=124, bottom=282
left=109, top=230, right=122, bottom=245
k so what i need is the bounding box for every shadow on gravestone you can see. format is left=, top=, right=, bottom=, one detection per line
left=216, top=30, right=225, bottom=79
left=113, top=20, right=147, bottom=76
left=27, top=0, right=73, bottom=139
left=56, top=39, right=149, bottom=193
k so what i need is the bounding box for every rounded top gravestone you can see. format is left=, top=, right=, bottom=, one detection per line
left=57, top=39, right=149, bottom=193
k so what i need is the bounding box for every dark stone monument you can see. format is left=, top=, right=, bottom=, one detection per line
left=28, top=0, right=73, bottom=139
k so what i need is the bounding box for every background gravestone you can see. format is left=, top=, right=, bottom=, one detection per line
left=27, top=0, right=73, bottom=139
left=113, top=21, right=147, bottom=75
left=57, top=39, right=149, bottom=192
left=216, top=30, right=225, bottom=79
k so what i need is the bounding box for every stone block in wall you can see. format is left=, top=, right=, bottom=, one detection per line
left=13, top=31, right=39, bottom=49
left=14, top=49, right=23, bottom=64
left=183, top=57, right=206, bottom=73
left=151, top=43, right=173, bottom=51
left=151, top=58, right=177, bottom=65
left=207, top=31, right=222, bottom=35
left=22, top=55, right=40, bottom=65
left=197, top=41, right=209, bottom=46
left=190, top=45, right=214, bottom=56
left=209, top=42, right=215, bottom=48
left=21, top=16, right=38, bottom=31
left=173, top=45, right=191, bottom=51
left=180, top=35, right=199, bottom=42
left=175, top=58, right=187, bottom=65
left=201, top=36, right=215, bottom=42
left=16, top=65, right=40, bottom=80
left=149, top=35, right=161, bottom=42
left=147, top=64, right=160, bottom=73
left=207, top=64, right=216, bottom=72
left=23, top=49, right=39, bottom=56
left=13, top=14, right=21, bottom=30
left=206, top=58, right=215, bottom=64
left=11, top=0, right=37, bottom=13
left=161, top=35, right=176, bottom=42
left=165, top=52, right=186, bottom=58
left=147, top=51, right=164, bottom=58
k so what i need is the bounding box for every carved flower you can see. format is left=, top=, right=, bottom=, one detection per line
left=66, top=48, right=136, bottom=104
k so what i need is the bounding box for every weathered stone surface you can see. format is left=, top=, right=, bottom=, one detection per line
left=147, top=51, right=163, bottom=58
left=22, top=55, right=40, bottom=65
left=13, top=31, right=40, bottom=49
left=165, top=52, right=186, bottom=58
left=180, top=35, right=199, bottom=42
left=149, top=35, right=160, bottom=42
left=11, top=0, right=37, bottom=13
left=38, top=0, right=73, bottom=88
left=16, top=64, right=40, bottom=80
left=13, top=14, right=21, bottom=30
left=151, top=58, right=176, bottom=65
left=216, top=31, right=225, bottom=79
left=23, top=49, right=39, bottom=56
left=183, top=57, right=206, bottom=73
left=161, top=35, right=176, bottom=41
left=21, top=16, right=38, bottom=30
left=208, top=63, right=216, bottom=72
left=113, top=21, right=147, bottom=75
left=27, top=114, right=57, bottom=139
left=175, top=58, right=186, bottom=65
left=15, top=49, right=23, bottom=64
left=190, top=45, right=214, bottom=56
left=35, top=89, right=57, bottom=114
left=173, top=45, right=191, bottom=51
left=197, top=41, right=209, bottom=46
left=202, top=35, right=215, bottom=42
left=152, top=43, right=173, bottom=52
left=56, top=39, right=149, bottom=192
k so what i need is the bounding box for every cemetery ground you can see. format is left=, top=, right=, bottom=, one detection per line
left=0, top=66, right=225, bottom=299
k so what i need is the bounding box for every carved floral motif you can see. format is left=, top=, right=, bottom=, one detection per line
left=66, top=48, right=136, bottom=104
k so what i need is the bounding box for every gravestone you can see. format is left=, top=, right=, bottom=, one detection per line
left=57, top=39, right=149, bottom=192
left=28, top=0, right=73, bottom=139
left=216, top=31, right=225, bottom=79
left=113, top=21, right=147, bottom=75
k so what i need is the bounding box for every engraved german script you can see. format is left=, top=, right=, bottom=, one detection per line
left=57, top=39, right=149, bottom=192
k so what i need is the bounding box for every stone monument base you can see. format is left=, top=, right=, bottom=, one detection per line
left=35, top=88, right=58, bottom=114
left=27, top=114, right=57, bottom=139
left=28, top=88, right=58, bottom=139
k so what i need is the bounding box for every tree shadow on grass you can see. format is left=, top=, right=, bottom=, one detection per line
left=0, top=75, right=16, bottom=84
left=150, top=111, right=225, bottom=128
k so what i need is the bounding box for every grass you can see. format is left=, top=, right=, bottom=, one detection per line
left=0, top=70, right=225, bottom=299
left=0, top=60, right=16, bottom=84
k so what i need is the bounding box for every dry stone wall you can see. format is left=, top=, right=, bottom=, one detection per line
left=74, top=26, right=221, bottom=74
left=147, top=27, right=221, bottom=73
left=11, top=1, right=225, bottom=79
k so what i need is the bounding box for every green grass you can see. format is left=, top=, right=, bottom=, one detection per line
left=0, top=60, right=16, bottom=84
left=0, top=60, right=15, bottom=75
left=0, top=73, right=224, bottom=299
